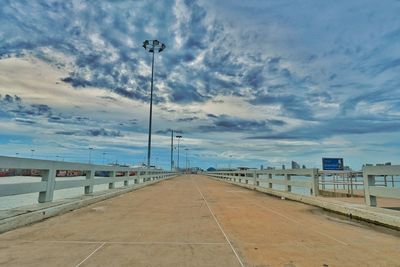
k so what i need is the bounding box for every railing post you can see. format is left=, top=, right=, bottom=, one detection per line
left=285, top=173, right=291, bottom=192
left=268, top=173, right=272, bottom=188
left=38, top=168, right=56, bottom=203
left=84, top=170, right=94, bottom=195
left=124, top=171, right=129, bottom=186
left=252, top=170, right=258, bottom=186
left=363, top=170, right=377, bottom=206
left=311, top=168, right=319, bottom=196
left=109, top=171, right=116, bottom=189
left=142, top=171, right=146, bottom=183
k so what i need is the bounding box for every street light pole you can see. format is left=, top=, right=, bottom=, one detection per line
left=185, top=148, right=189, bottom=173
left=176, top=135, right=182, bottom=170
left=102, top=152, right=107, bottom=165
left=88, top=147, right=93, bottom=164
left=30, top=149, right=35, bottom=158
left=143, top=40, right=166, bottom=168
left=171, top=130, right=174, bottom=171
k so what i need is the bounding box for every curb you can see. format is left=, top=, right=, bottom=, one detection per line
left=208, top=177, right=400, bottom=231
left=0, top=176, right=177, bottom=234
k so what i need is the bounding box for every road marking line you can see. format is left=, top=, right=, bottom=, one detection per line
left=192, top=178, right=245, bottom=267
left=75, top=242, right=105, bottom=267
left=230, top=191, right=349, bottom=246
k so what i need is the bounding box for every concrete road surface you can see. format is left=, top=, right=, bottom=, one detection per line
left=0, top=175, right=399, bottom=266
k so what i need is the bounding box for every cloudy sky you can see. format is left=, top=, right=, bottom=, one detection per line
left=1, top=0, right=400, bottom=170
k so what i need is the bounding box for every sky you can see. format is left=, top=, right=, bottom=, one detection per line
left=1, top=0, right=400, bottom=170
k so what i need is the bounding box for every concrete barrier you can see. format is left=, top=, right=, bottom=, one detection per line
left=0, top=176, right=176, bottom=233
left=207, top=176, right=400, bottom=230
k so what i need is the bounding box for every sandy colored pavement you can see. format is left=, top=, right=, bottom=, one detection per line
left=0, top=175, right=399, bottom=266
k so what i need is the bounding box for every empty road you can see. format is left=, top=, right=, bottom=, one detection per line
left=0, top=175, right=399, bottom=266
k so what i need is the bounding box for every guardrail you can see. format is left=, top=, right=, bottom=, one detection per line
left=207, top=166, right=400, bottom=207
left=318, top=170, right=364, bottom=196
left=0, top=156, right=177, bottom=205
left=207, top=168, right=319, bottom=196
left=363, top=165, right=400, bottom=206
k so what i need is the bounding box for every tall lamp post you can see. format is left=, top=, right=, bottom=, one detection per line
left=143, top=39, right=166, bottom=168
left=88, top=147, right=93, bottom=164
left=176, top=135, right=182, bottom=170
left=185, top=148, right=189, bottom=173
left=102, top=152, right=107, bottom=165
left=171, top=130, right=174, bottom=171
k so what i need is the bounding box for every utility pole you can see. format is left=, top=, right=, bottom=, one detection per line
left=171, top=130, right=174, bottom=171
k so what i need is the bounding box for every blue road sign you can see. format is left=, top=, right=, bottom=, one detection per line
left=322, top=158, right=344, bottom=170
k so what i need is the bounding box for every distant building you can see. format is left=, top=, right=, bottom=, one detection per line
left=291, top=161, right=300, bottom=169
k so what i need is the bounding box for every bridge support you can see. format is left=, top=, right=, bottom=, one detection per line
left=84, top=170, right=94, bottom=195
left=311, top=169, right=319, bottom=196
left=285, top=174, right=291, bottom=192
left=38, top=168, right=56, bottom=203
left=109, top=171, right=116, bottom=189
left=363, top=174, right=377, bottom=206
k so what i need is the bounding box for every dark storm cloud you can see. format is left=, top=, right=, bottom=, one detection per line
left=198, top=114, right=271, bottom=132
left=248, top=118, right=400, bottom=141
left=87, top=128, right=123, bottom=137
left=1, top=0, right=400, bottom=153
left=48, top=114, right=91, bottom=125
left=155, top=129, right=182, bottom=134
left=14, top=118, right=36, bottom=124
left=169, top=82, right=209, bottom=103
left=249, top=93, right=314, bottom=120
left=0, top=94, right=21, bottom=104
left=55, top=128, right=123, bottom=137
left=1, top=94, right=53, bottom=118
left=54, top=130, right=77, bottom=136
left=178, top=116, right=199, bottom=122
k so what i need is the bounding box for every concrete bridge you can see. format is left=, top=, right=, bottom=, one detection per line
left=0, top=157, right=400, bottom=266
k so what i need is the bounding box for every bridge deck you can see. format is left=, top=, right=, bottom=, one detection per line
left=0, top=175, right=399, bottom=266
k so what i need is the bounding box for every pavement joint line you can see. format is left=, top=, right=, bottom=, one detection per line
left=229, top=190, right=349, bottom=246
left=191, top=178, right=245, bottom=267
left=0, top=240, right=227, bottom=245
left=75, top=242, right=105, bottom=267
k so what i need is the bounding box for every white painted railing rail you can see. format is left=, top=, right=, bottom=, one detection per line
left=0, top=156, right=178, bottom=204
left=207, top=166, right=400, bottom=207
left=363, top=165, right=400, bottom=206
left=207, top=168, right=319, bottom=196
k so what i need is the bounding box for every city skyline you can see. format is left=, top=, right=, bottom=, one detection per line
left=1, top=0, right=400, bottom=170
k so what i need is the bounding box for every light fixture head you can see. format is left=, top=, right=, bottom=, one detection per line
left=143, top=39, right=166, bottom=53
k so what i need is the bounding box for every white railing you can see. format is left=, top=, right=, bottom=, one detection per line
left=318, top=170, right=364, bottom=196
left=207, top=168, right=319, bottom=196
left=363, top=165, right=400, bottom=206
left=207, top=166, right=400, bottom=207
left=0, top=156, right=177, bottom=204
